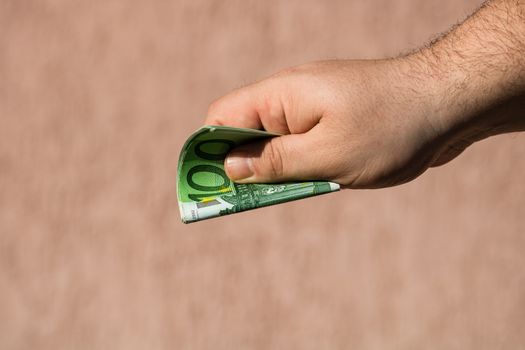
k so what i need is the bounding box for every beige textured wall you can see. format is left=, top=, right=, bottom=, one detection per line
left=1, top=0, right=524, bottom=349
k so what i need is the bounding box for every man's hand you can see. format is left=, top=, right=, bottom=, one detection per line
left=206, top=0, right=524, bottom=189
left=206, top=59, right=446, bottom=188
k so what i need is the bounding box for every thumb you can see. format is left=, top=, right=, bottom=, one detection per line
left=224, top=132, right=329, bottom=183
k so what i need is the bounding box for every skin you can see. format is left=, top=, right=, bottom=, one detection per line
left=205, top=0, right=524, bottom=189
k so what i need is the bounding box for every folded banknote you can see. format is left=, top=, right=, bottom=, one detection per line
left=177, top=125, right=340, bottom=223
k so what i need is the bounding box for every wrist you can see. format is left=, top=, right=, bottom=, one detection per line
left=388, top=54, right=456, bottom=138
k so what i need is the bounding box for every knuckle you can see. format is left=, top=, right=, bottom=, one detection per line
left=207, top=98, right=222, bottom=116
left=274, top=63, right=312, bottom=77
left=260, top=94, right=275, bottom=117
left=260, top=93, right=283, bottom=122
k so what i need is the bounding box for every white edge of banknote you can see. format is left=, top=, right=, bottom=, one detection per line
left=179, top=182, right=340, bottom=224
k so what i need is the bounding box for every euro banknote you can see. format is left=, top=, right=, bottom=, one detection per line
left=177, top=125, right=340, bottom=223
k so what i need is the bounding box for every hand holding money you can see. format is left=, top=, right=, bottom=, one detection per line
left=182, top=34, right=525, bottom=222
left=179, top=59, right=442, bottom=223
left=206, top=56, right=524, bottom=190
left=206, top=59, right=450, bottom=189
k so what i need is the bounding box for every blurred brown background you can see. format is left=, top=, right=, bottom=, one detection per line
left=1, top=0, right=524, bottom=349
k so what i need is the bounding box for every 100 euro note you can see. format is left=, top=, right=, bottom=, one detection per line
left=177, top=125, right=340, bottom=223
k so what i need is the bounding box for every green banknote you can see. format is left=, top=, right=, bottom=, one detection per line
left=177, top=125, right=340, bottom=223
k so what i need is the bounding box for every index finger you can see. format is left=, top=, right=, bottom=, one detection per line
left=206, top=77, right=298, bottom=135
left=205, top=86, right=264, bottom=130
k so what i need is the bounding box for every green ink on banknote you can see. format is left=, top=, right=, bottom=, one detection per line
left=177, top=126, right=340, bottom=223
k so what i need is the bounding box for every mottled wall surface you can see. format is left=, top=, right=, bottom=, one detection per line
left=1, top=0, right=524, bottom=349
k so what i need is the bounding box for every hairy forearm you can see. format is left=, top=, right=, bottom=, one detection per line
left=207, top=1, right=524, bottom=187
left=405, top=0, right=525, bottom=135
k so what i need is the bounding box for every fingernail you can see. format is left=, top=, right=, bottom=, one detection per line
left=225, top=156, right=254, bottom=181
